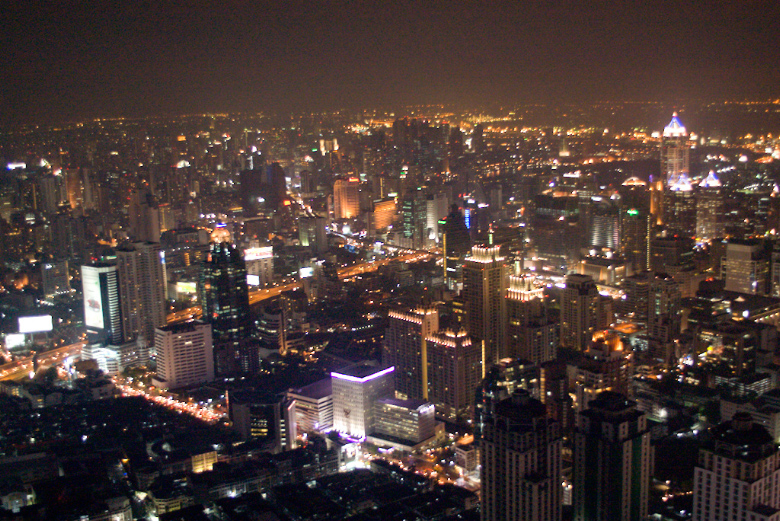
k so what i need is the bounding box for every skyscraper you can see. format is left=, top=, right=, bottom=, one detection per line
left=383, top=307, right=439, bottom=401
left=81, top=263, right=122, bottom=345
left=573, top=392, right=650, bottom=521
left=481, top=390, right=562, bottom=521
left=571, top=330, right=633, bottom=418
left=333, top=178, right=360, bottom=219
left=442, top=204, right=471, bottom=289
left=331, top=364, right=395, bottom=438
left=463, top=245, right=508, bottom=369
left=561, top=274, right=599, bottom=351
left=695, top=171, right=724, bottom=240
left=425, top=328, right=482, bottom=422
left=693, top=413, right=780, bottom=521
left=153, top=321, right=214, bottom=390
left=661, top=112, right=690, bottom=189
left=506, top=275, right=558, bottom=365
left=116, top=241, right=167, bottom=346
left=199, top=242, right=253, bottom=375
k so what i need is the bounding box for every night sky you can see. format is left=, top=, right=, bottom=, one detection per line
left=2, top=1, right=780, bottom=122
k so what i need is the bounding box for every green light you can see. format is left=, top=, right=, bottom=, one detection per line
left=627, top=208, right=639, bottom=217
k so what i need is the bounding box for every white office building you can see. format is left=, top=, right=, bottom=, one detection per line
left=153, top=321, right=214, bottom=390
left=331, top=364, right=394, bottom=438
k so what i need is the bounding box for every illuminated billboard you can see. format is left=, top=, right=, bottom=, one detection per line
left=18, top=315, right=53, bottom=333
left=176, top=281, right=197, bottom=294
left=4, top=333, right=25, bottom=349
left=82, top=267, right=104, bottom=330
left=299, top=267, right=313, bottom=279
left=247, top=274, right=260, bottom=286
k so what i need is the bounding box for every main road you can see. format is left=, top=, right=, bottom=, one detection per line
left=0, top=342, right=84, bottom=382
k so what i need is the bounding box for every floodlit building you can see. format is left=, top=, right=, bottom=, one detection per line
left=153, top=321, right=214, bottom=390
left=331, top=364, right=394, bottom=438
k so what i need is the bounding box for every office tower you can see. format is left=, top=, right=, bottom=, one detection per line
left=622, top=270, right=653, bottom=323
left=287, top=378, right=333, bottom=433
left=619, top=178, right=652, bottom=271
left=333, top=178, right=360, bottom=219
left=442, top=204, right=471, bottom=289
left=199, top=242, right=254, bottom=375
left=647, top=273, right=682, bottom=365
left=116, top=241, right=167, bottom=346
left=372, top=398, right=436, bottom=444
left=463, top=245, right=508, bottom=368
left=723, top=239, right=770, bottom=295
left=128, top=188, right=161, bottom=242
left=588, top=200, right=620, bottom=250
left=481, top=390, right=562, bottom=521
left=298, top=215, right=328, bottom=254
left=244, top=246, right=274, bottom=287
left=573, top=392, right=650, bottom=521
left=506, top=275, right=558, bottom=365
left=425, top=328, right=482, bottom=421
left=331, top=364, right=395, bottom=438
left=41, top=259, right=70, bottom=299
left=152, top=321, right=214, bottom=390
left=696, top=171, right=724, bottom=240
left=229, top=390, right=296, bottom=453
left=667, top=186, right=696, bottom=237
left=81, top=263, right=122, bottom=345
left=572, top=330, right=633, bottom=418
left=693, top=413, right=780, bottom=521
left=371, top=198, right=396, bottom=233
left=561, top=274, right=599, bottom=351
left=383, top=307, right=439, bottom=401
left=661, top=112, right=690, bottom=188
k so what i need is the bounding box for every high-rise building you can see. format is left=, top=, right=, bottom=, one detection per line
left=573, top=392, right=650, bottom=521
left=228, top=390, right=296, bottom=453
left=442, top=204, right=471, bottom=289
left=333, top=178, right=360, bottom=219
left=244, top=246, right=274, bottom=287
left=722, top=239, right=770, bottom=295
left=287, top=378, right=333, bottom=433
left=696, top=171, right=724, bottom=241
left=463, top=245, right=508, bottom=368
left=480, top=390, right=562, bottom=521
left=116, top=241, right=167, bottom=346
left=199, top=242, right=254, bottom=375
left=571, top=331, right=633, bottom=418
left=372, top=398, right=436, bottom=445
left=561, top=274, right=599, bottom=351
left=331, top=364, right=395, bottom=438
left=661, top=113, right=690, bottom=189
left=81, top=263, right=122, bottom=345
left=298, top=215, right=328, bottom=254
left=383, top=307, right=439, bottom=401
left=425, top=328, right=482, bottom=421
left=41, top=259, right=70, bottom=299
left=693, top=412, right=780, bottom=521
left=647, top=272, right=682, bottom=365
left=506, top=275, right=558, bottom=365
left=153, top=321, right=214, bottom=390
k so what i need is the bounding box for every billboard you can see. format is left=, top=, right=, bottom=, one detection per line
left=82, top=267, right=104, bottom=330
left=176, top=281, right=197, bottom=294
left=18, top=315, right=53, bottom=333
left=4, top=333, right=25, bottom=349
left=299, top=267, right=313, bottom=279
left=247, top=274, right=260, bottom=286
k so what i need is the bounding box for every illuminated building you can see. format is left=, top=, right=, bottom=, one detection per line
left=333, top=178, right=360, bottom=219
left=692, top=413, right=780, bottom=521
left=298, top=215, right=328, bottom=254
left=383, top=307, right=439, bottom=401
left=287, top=379, right=333, bottom=433
left=442, top=204, right=471, bottom=289
left=153, top=321, right=214, bottom=390
left=331, top=364, right=395, bottom=438
left=573, top=392, right=650, bottom=521
left=647, top=273, right=682, bottom=365
left=41, top=259, right=70, bottom=299
left=244, top=246, right=274, bottom=287
left=425, top=328, right=482, bottom=421
left=199, top=242, right=254, bottom=375
left=506, top=275, right=558, bottom=365
left=722, top=239, right=770, bottom=295
left=372, top=398, right=436, bottom=445
left=661, top=113, right=690, bottom=188
left=588, top=200, right=620, bottom=250
left=571, top=330, right=632, bottom=418
left=561, top=274, right=599, bottom=351
left=480, top=390, right=562, bottom=521
left=228, top=390, right=296, bottom=453
left=696, top=171, right=724, bottom=240
left=81, top=263, right=122, bottom=345
left=116, top=241, right=167, bottom=347
left=463, top=245, right=508, bottom=368
left=372, top=198, right=396, bottom=232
